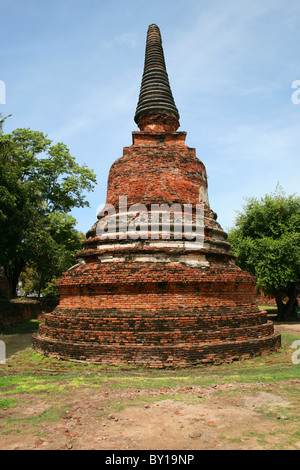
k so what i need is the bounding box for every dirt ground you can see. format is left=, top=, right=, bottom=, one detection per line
left=0, top=322, right=299, bottom=451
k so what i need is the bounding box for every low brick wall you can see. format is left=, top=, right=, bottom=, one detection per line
left=256, top=292, right=277, bottom=306
left=0, top=300, right=43, bottom=327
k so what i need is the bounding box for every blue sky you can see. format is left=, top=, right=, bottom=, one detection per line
left=1, top=0, right=299, bottom=234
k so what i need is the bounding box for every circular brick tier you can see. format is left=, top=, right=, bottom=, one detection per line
left=32, top=258, right=281, bottom=367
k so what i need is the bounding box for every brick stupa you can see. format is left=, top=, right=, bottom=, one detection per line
left=32, top=24, right=281, bottom=366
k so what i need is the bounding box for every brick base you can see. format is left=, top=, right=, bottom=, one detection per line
left=32, top=334, right=280, bottom=368
left=32, top=260, right=281, bottom=367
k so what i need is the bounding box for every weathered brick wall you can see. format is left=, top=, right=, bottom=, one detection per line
left=256, top=291, right=277, bottom=306
left=32, top=330, right=280, bottom=368
left=106, top=132, right=207, bottom=209
left=32, top=258, right=281, bottom=366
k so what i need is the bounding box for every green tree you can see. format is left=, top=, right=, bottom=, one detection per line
left=228, top=186, right=300, bottom=320
left=19, top=212, right=85, bottom=297
left=0, top=123, right=96, bottom=296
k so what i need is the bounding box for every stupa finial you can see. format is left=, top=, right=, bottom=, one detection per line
left=134, top=24, right=180, bottom=132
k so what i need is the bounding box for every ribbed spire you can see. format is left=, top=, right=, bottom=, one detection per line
left=134, top=24, right=180, bottom=132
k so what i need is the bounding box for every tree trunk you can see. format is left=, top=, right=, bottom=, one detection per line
left=4, top=261, right=24, bottom=298
left=275, top=283, right=300, bottom=320
left=285, top=283, right=300, bottom=318
left=275, top=293, right=285, bottom=320
left=37, top=274, right=44, bottom=298
left=7, top=271, right=20, bottom=298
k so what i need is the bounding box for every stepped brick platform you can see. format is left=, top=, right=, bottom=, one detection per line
left=32, top=24, right=281, bottom=367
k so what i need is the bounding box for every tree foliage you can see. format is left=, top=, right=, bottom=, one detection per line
left=228, top=186, right=300, bottom=319
left=19, top=213, right=85, bottom=297
left=0, top=121, right=96, bottom=296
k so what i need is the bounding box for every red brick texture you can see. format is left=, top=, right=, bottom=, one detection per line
left=106, top=132, right=206, bottom=209
left=32, top=129, right=281, bottom=367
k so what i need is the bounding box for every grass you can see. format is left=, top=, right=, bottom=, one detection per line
left=0, top=376, right=66, bottom=394
left=0, top=398, right=18, bottom=409
left=258, top=305, right=277, bottom=310
left=1, top=331, right=299, bottom=389
left=2, top=406, right=69, bottom=436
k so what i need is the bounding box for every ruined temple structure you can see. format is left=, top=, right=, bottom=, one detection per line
left=32, top=24, right=281, bottom=366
